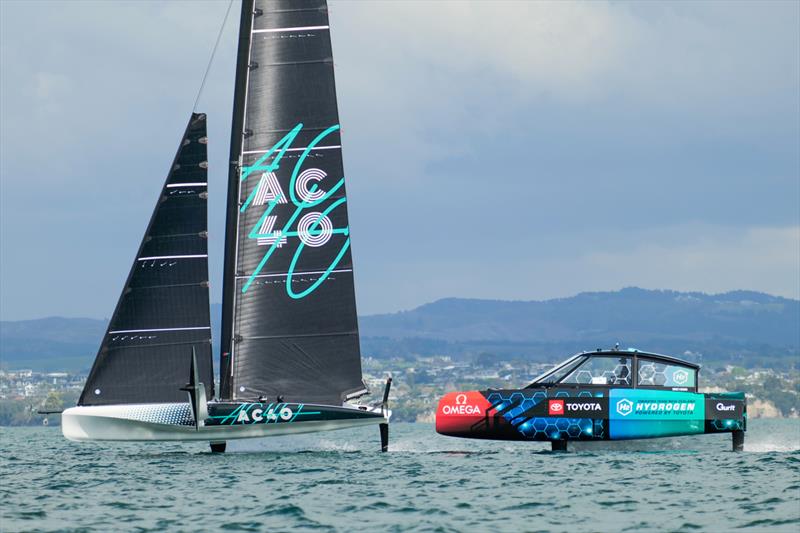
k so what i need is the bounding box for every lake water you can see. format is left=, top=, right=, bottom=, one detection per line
left=1, top=420, right=799, bottom=532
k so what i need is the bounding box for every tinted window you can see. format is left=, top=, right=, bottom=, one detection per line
left=531, top=356, right=587, bottom=385
left=637, top=359, right=696, bottom=388
left=562, top=356, right=632, bottom=386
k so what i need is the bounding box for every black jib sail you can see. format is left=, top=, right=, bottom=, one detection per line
left=80, top=113, right=214, bottom=406
left=220, top=0, right=366, bottom=404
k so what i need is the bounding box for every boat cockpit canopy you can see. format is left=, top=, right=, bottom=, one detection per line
left=527, top=349, right=699, bottom=392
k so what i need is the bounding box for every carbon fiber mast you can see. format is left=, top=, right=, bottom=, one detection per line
left=219, top=0, right=254, bottom=400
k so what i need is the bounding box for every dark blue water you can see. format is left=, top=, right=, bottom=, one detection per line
left=1, top=420, right=799, bottom=532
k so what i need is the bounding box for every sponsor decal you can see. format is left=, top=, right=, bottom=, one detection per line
left=672, top=369, right=689, bottom=386
left=548, top=399, right=565, bottom=415
left=436, top=391, right=494, bottom=435
left=205, top=403, right=323, bottom=426
left=542, top=398, right=607, bottom=417
left=609, top=390, right=705, bottom=439
left=705, top=398, right=743, bottom=418
left=616, top=398, right=634, bottom=417
left=440, top=392, right=484, bottom=415
left=566, top=401, right=602, bottom=412
left=441, top=404, right=482, bottom=415
left=237, top=405, right=293, bottom=423
left=616, top=398, right=695, bottom=417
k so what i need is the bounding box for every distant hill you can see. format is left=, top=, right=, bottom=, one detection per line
left=0, top=304, right=222, bottom=372
left=361, top=288, right=799, bottom=344
left=1, top=289, right=798, bottom=371
left=360, top=288, right=800, bottom=367
left=0, top=317, right=106, bottom=372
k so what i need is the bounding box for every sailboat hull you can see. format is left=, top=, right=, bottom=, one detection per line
left=62, top=402, right=387, bottom=442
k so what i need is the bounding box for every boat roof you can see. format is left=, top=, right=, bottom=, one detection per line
left=577, top=348, right=700, bottom=370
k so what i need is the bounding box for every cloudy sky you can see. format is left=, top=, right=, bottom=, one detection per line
left=1, top=0, right=798, bottom=320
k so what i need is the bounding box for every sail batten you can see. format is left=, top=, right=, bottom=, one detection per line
left=220, top=0, right=365, bottom=404
left=79, top=113, right=214, bottom=406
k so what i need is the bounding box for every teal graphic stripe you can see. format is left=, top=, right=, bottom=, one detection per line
left=609, top=389, right=705, bottom=439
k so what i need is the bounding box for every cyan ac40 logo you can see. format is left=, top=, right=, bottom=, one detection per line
left=239, top=123, right=349, bottom=299
left=206, top=403, right=323, bottom=426
left=237, top=405, right=293, bottom=423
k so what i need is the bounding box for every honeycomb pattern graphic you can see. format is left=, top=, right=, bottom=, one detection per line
left=114, top=403, right=195, bottom=426
left=566, top=361, right=631, bottom=386
left=637, top=362, right=668, bottom=386
left=486, top=390, right=605, bottom=441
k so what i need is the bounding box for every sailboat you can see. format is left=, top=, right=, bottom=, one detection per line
left=62, top=0, right=391, bottom=452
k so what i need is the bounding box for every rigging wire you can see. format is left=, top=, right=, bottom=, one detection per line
left=192, top=0, right=235, bottom=112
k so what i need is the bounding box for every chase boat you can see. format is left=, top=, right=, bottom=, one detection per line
left=435, top=349, right=746, bottom=451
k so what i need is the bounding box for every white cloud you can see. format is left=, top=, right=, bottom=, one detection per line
left=332, top=1, right=799, bottom=105
left=329, top=0, right=799, bottom=193
left=360, top=1, right=632, bottom=97
left=580, top=225, right=800, bottom=300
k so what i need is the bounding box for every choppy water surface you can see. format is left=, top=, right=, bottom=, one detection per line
left=1, top=420, right=799, bottom=532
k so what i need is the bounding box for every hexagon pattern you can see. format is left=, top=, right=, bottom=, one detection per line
left=487, top=390, right=605, bottom=441
left=563, top=358, right=631, bottom=386
left=638, top=362, right=668, bottom=386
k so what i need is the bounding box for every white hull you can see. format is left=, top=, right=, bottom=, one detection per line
left=62, top=403, right=388, bottom=442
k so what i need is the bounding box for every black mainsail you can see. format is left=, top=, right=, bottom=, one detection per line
left=220, top=0, right=366, bottom=404
left=80, top=113, right=214, bottom=406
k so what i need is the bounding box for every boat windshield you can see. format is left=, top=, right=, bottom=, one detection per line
left=527, top=355, right=587, bottom=386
